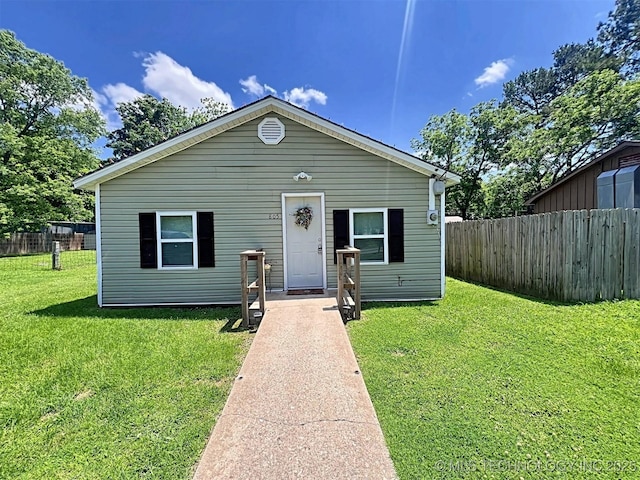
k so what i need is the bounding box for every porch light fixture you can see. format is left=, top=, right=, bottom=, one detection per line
left=293, top=172, right=312, bottom=182
left=433, top=180, right=446, bottom=196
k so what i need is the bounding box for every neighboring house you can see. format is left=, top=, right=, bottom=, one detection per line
left=46, top=222, right=96, bottom=250
left=47, top=221, right=96, bottom=235
left=74, top=96, right=460, bottom=307
left=525, top=141, right=640, bottom=214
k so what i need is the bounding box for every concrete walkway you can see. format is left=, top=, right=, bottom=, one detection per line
left=193, top=293, right=397, bottom=479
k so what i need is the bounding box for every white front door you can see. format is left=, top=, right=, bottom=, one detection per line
left=283, top=194, right=325, bottom=289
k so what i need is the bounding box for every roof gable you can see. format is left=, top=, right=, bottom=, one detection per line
left=74, top=96, right=460, bottom=191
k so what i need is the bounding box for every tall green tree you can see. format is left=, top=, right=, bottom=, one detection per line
left=106, top=95, right=231, bottom=160
left=597, top=0, right=640, bottom=76
left=0, top=30, right=104, bottom=234
left=190, top=97, right=232, bottom=126
left=502, top=35, right=633, bottom=198
left=482, top=169, right=531, bottom=218
left=414, top=2, right=640, bottom=219
left=503, top=70, right=639, bottom=195
left=412, top=102, right=517, bottom=219
left=545, top=69, right=640, bottom=179
left=503, top=40, right=617, bottom=119
left=502, top=67, right=558, bottom=118
left=552, top=40, right=621, bottom=89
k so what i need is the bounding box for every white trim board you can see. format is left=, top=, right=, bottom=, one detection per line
left=95, top=184, right=103, bottom=307
left=440, top=191, right=446, bottom=297
left=102, top=301, right=241, bottom=307
left=74, top=97, right=461, bottom=191
left=362, top=297, right=442, bottom=302
left=102, top=296, right=441, bottom=308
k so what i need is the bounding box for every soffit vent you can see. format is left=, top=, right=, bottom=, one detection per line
left=258, top=117, right=285, bottom=145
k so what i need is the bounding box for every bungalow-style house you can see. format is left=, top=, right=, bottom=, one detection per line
left=74, top=96, right=460, bottom=307
left=525, top=141, right=640, bottom=214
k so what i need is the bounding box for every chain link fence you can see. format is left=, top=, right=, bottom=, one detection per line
left=0, top=233, right=96, bottom=271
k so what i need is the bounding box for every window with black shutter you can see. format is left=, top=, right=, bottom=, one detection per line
left=139, top=211, right=215, bottom=269
left=197, top=212, right=215, bottom=268
left=388, top=209, right=404, bottom=263
left=333, top=209, right=350, bottom=264
left=139, top=213, right=157, bottom=268
left=336, top=208, right=405, bottom=265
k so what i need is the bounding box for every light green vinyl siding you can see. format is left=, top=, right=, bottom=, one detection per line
left=99, top=115, right=442, bottom=305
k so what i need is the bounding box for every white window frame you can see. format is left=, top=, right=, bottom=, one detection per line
left=156, top=211, right=199, bottom=270
left=350, top=208, right=388, bottom=265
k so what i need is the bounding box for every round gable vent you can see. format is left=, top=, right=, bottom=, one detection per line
left=258, top=117, right=285, bottom=145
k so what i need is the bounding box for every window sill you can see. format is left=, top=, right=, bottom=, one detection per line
left=157, top=266, right=199, bottom=271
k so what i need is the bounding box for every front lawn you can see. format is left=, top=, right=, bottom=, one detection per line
left=349, top=279, right=640, bottom=480
left=0, top=258, right=250, bottom=479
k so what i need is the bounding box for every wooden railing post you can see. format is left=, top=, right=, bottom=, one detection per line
left=240, top=253, right=249, bottom=327
left=337, top=249, right=344, bottom=313
left=240, top=250, right=266, bottom=328
left=336, top=247, right=360, bottom=321
left=353, top=249, right=361, bottom=319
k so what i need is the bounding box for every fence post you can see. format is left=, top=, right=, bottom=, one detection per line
left=52, top=241, right=61, bottom=270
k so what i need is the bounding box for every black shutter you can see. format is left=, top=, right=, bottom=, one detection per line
left=333, top=209, right=350, bottom=264
left=139, top=213, right=157, bottom=268
left=197, top=212, right=215, bottom=268
left=388, top=208, right=404, bottom=263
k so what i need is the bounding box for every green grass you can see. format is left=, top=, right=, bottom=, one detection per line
left=0, top=257, right=251, bottom=479
left=348, top=279, right=640, bottom=480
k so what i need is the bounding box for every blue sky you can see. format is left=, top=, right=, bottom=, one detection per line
left=1, top=0, right=615, bottom=157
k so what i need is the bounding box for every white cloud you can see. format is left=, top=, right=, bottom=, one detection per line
left=93, top=52, right=234, bottom=132
left=239, top=75, right=327, bottom=108
left=239, top=75, right=279, bottom=98
left=283, top=87, right=328, bottom=108
left=240, top=75, right=265, bottom=96
left=92, top=89, right=108, bottom=110
left=93, top=84, right=145, bottom=131
left=474, top=58, right=514, bottom=88
left=90, top=90, right=119, bottom=131
left=141, top=51, right=233, bottom=109
left=102, top=82, right=144, bottom=106
left=86, top=89, right=111, bottom=128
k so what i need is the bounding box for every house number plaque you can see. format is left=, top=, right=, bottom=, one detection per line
left=268, top=214, right=281, bottom=220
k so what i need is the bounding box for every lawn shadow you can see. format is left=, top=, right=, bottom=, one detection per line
left=361, top=300, right=440, bottom=311
left=31, top=295, right=245, bottom=329
left=218, top=317, right=250, bottom=333
left=448, top=277, right=585, bottom=307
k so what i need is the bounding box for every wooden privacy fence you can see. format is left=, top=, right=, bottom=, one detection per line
left=0, top=233, right=87, bottom=256
left=446, top=209, right=640, bottom=302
